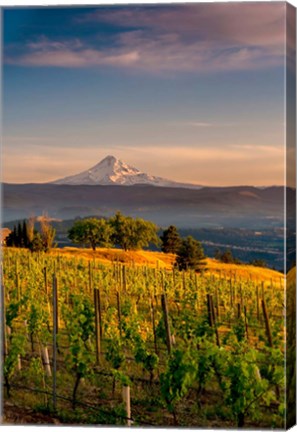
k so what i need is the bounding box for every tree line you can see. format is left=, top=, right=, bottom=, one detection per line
left=68, top=213, right=206, bottom=271
left=6, top=212, right=206, bottom=271
left=6, top=217, right=56, bottom=253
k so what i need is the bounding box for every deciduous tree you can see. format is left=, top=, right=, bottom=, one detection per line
left=109, top=212, right=159, bottom=251
left=68, top=218, right=112, bottom=251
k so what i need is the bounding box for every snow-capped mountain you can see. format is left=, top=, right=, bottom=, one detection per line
left=51, top=155, right=202, bottom=188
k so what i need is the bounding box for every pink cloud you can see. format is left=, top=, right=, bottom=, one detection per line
left=5, top=3, right=287, bottom=73
left=81, top=3, right=285, bottom=48
left=5, top=38, right=139, bottom=68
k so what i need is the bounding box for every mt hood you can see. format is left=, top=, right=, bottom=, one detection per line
left=51, top=155, right=201, bottom=188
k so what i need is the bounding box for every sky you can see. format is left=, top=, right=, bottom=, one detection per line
left=2, top=2, right=290, bottom=186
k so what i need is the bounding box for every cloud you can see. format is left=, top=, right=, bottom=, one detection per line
left=5, top=3, right=286, bottom=73
left=229, top=144, right=284, bottom=154
left=119, top=143, right=284, bottom=162
left=185, top=122, right=213, bottom=128
left=176, top=121, right=242, bottom=128
left=5, top=37, right=139, bottom=68
left=79, top=3, right=284, bottom=48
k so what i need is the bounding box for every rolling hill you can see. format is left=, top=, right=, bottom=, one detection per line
left=2, top=183, right=288, bottom=229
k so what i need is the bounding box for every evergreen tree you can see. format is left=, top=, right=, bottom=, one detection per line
left=17, top=223, right=23, bottom=247
left=6, top=226, right=17, bottom=247
left=176, top=236, right=205, bottom=272
left=220, top=249, right=234, bottom=264
left=22, top=220, right=29, bottom=248
left=160, top=225, right=182, bottom=254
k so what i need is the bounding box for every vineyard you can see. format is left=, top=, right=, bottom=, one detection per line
left=1, top=247, right=286, bottom=428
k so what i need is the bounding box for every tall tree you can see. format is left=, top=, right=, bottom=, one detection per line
left=176, top=236, right=205, bottom=272
left=68, top=218, right=112, bottom=251
left=109, top=211, right=131, bottom=251
left=160, top=225, right=182, bottom=254
left=27, top=217, right=35, bottom=244
left=22, top=220, right=29, bottom=248
left=40, top=216, right=56, bottom=252
left=17, top=223, right=23, bottom=247
left=6, top=226, right=17, bottom=247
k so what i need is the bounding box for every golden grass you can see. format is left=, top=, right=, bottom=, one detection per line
left=205, top=258, right=284, bottom=285
left=50, top=247, right=175, bottom=268
left=50, top=247, right=284, bottom=285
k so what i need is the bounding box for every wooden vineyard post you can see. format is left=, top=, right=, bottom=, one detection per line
left=261, top=281, right=265, bottom=300
left=244, top=306, right=249, bottom=341
left=210, top=293, right=216, bottom=321
left=161, top=293, right=172, bottom=354
left=52, top=274, right=58, bottom=411
left=1, top=265, right=8, bottom=359
left=16, top=260, right=20, bottom=302
left=256, top=285, right=260, bottom=321
left=119, top=264, right=123, bottom=290
left=172, top=268, right=176, bottom=291
left=237, top=303, right=241, bottom=319
left=17, top=355, right=22, bottom=371
left=161, top=270, right=165, bottom=293
left=116, top=291, right=122, bottom=337
left=261, top=298, right=280, bottom=398
left=207, top=294, right=214, bottom=328
left=261, top=299, right=273, bottom=347
left=43, top=266, right=48, bottom=296
left=94, top=288, right=101, bottom=364
left=97, top=288, right=103, bottom=340
left=239, top=284, right=243, bottom=308
left=229, top=279, right=233, bottom=308
left=88, top=261, right=92, bottom=293
left=42, top=346, right=52, bottom=377
left=210, top=295, right=220, bottom=347
left=57, top=255, right=61, bottom=272
left=195, top=273, right=199, bottom=312
left=122, top=265, right=127, bottom=292
left=122, top=385, right=132, bottom=426
left=233, top=283, right=237, bottom=306
left=151, top=297, right=158, bottom=355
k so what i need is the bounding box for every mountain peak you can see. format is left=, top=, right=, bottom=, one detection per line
left=51, top=155, right=202, bottom=189
left=101, top=155, right=117, bottom=164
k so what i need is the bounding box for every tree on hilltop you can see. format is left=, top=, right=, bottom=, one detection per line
left=6, top=216, right=56, bottom=253
left=160, top=225, right=182, bottom=254
left=109, top=211, right=159, bottom=251
left=176, top=236, right=205, bottom=272
left=40, top=216, right=57, bottom=252
left=68, top=218, right=112, bottom=251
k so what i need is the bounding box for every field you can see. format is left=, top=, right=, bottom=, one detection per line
left=2, top=247, right=286, bottom=428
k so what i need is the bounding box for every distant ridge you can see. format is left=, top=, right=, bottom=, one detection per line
left=51, top=155, right=202, bottom=189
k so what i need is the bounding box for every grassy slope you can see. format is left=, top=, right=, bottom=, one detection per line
left=50, top=246, right=284, bottom=284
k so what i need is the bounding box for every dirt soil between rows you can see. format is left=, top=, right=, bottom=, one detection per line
left=3, top=401, right=60, bottom=425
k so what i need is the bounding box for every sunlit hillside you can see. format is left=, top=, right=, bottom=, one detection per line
left=49, top=247, right=284, bottom=285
